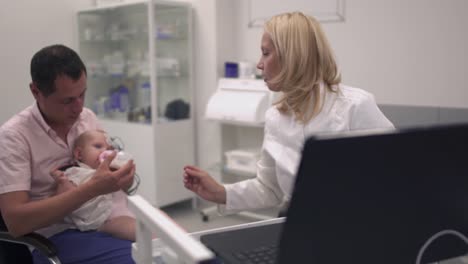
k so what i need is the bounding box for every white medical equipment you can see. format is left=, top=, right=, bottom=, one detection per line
left=128, top=195, right=216, bottom=264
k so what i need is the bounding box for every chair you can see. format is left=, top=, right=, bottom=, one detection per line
left=0, top=213, right=61, bottom=264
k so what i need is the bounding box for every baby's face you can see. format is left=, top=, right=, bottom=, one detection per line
left=78, top=132, right=111, bottom=169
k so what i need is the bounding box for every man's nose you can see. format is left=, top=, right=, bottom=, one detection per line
left=72, top=98, right=84, bottom=112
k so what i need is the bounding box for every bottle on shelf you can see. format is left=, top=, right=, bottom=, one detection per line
left=107, top=84, right=130, bottom=121
left=93, top=96, right=109, bottom=118
left=118, top=85, right=130, bottom=113
left=137, top=81, right=151, bottom=108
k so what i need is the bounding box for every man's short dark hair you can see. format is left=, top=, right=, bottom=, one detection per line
left=30, top=44, right=87, bottom=96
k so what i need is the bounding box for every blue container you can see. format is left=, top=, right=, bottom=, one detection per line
left=224, top=62, right=239, bottom=78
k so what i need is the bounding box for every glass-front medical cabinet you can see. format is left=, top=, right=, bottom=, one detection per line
left=77, top=0, right=194, bottom=207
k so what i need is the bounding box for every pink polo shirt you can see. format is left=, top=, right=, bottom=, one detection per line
left=0, top=103, right=133, bottom=237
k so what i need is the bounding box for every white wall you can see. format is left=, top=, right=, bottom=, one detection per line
left=0, top=0, right=220, bottom=168
left=2, top=0, right=467, bottom=173
left=232, top=0, right=468, bottom=108
left=0, top=0, right=94, bottom=124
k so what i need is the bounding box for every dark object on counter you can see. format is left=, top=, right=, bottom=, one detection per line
left=164, top=99, right=190, bottom=120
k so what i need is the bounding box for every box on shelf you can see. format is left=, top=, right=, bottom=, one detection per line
left=94, top=0, right=125, bottom=7
left=224, top=148, right=260, bottom=176
left=205, top=78, right=274, bottom=125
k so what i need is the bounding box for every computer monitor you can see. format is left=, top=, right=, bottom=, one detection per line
left=278, top=124, right=468, bottom=264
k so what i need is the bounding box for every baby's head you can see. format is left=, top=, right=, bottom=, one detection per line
left=73, top=130, right=111, bottom=169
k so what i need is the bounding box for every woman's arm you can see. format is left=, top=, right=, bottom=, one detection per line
left=222, top=147, right=283, bottom=214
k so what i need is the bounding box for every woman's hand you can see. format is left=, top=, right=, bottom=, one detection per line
left=183, top=165, right=226, bottom=204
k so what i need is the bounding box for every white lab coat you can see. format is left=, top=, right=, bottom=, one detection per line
left=221, top=84, right=395, bottom=214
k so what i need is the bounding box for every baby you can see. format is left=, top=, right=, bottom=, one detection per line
left=51, top=129, right=136, bottom=241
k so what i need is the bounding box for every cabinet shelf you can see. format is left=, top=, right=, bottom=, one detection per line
left=79, top=36, right=187, bottom=43
left=78, top=0, right=194, bottom=207
left=98, top=116, right=151, bottom=125
left=207, top=119, right=265, bottom=127
left=205, top=163, right=255, bottom=184
left=88, top=74, right=189, bottom=79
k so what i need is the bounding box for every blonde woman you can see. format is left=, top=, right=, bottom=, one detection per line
left=183, top=12, right=394, bottom=214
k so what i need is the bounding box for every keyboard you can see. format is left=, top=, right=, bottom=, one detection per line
left=200, top=222, right=284, bottom=264
left=231, top=244, right=278, bottom=264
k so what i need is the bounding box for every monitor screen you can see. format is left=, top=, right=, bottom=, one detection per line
left=278, top=124, right=468, bottom=264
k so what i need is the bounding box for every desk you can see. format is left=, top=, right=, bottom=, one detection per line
left=190, top=217, right=284, bottom=240
left=128, top=195, right=468, bottom=264
left=133, top=218, right=284, bottom=264
left=129, top=194, right=284, bottom=264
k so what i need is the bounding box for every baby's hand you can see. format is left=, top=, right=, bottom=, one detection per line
left=50, top=169, right=76, bottom=195
left=50, top=169, right=65, bottom=182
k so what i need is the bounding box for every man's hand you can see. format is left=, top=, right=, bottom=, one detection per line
left=86, top=151, right=136, bottom=196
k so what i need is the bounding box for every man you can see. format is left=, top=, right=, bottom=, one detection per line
left=0, top=44, right=136, bottom=263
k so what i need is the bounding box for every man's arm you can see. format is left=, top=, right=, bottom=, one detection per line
left=0, top=153, right=135, bottom=237
left=0, top=187, right=96, bottom=237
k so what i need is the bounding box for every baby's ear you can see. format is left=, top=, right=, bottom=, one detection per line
left=73, top=147, right=82, bottom=161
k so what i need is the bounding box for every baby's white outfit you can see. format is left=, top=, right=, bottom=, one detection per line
left=63, top=162, right=112, bottom=231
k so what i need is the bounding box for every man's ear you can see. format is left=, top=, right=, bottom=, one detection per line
left=30, top=83, right=41, bottom=100
left=73, top=147, right=82, bottom=161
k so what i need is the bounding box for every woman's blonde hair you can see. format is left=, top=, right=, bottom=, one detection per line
left=265, top=12, right=341, bottom=123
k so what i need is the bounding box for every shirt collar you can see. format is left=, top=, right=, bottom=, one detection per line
left=31, top=102, right=54, bottom=134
